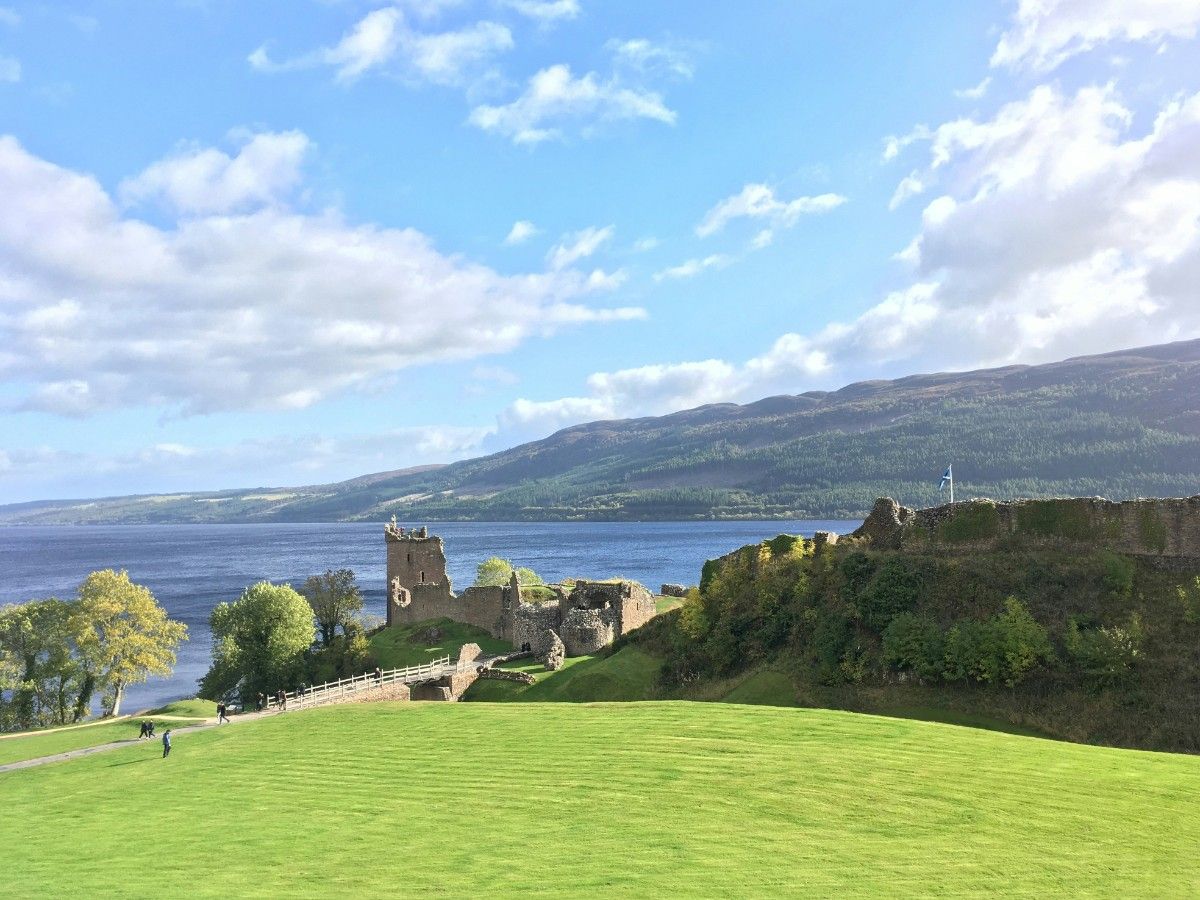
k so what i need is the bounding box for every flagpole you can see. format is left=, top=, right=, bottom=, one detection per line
left=949, top=464, right=954, bottom=505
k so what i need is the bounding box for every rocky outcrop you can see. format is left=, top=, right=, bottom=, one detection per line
left=660, top=583, right=687, bottom=597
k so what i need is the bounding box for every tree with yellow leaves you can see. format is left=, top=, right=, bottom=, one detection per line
left=74, top=570, right=187, bottom=717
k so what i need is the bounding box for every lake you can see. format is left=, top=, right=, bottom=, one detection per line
left=0, top=520, right=857, bottom=709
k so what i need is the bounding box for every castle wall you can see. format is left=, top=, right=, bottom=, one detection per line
left=511, top=601, right=561, bottom=652
left=458, top=586, right=508, bottom=639
left=854, top=495, right=1200, bottom=565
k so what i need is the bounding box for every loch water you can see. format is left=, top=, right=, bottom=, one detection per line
left=0, top=520, right=857, bottom=710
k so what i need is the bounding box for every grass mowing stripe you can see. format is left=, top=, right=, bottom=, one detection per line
left=2, top=701, right=1198, bottom=897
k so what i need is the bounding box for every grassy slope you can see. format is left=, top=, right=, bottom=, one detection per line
left=368, top=618, right=510, bottom=669
left=0, top=700, right=216, bottom=766
left=463, top=646, right=661, bottom=702
left=2, top=702, right=1198, bottom=897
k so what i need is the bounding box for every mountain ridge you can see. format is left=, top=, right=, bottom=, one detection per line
left=4, top=338, right=1200, bottom=524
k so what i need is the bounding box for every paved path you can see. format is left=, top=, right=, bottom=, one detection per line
left=0, top=654, right=511, bottom=774
left=0, top=710, right=279, bottom=774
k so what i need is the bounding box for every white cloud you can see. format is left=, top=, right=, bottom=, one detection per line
left=954, top=76, right=991, bottom=100
left=992, top=0, right=1200, bottom=72
left=0, top=134, right=645, bottom=416
left=607, top=38, right=696, bottom=79
left=504, top=219, right=539, bottom=245
left=888, top=171, right=927, bottom=210
left=499, top=83, right=1200, bottom=440
left=547, top=225, right=614, bottom=269
left=750, top=229, right=773, bottom=249
left=696, top=184, right=846, bottom=237
left=468, top=63, right=676, bottom=144
left=249, top=7, right=512, bottom=86
left=631, top=236, right=659, bottom=252
left=882, top=125, right=931, bottom=161
left=0, top=56, right=19, bottom=83
left=653, top=254, right=729, bottom=281
left=119, top=130, right=311, bottom=215
left=501, top=0, right=580, bottom=24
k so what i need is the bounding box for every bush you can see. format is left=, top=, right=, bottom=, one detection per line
left=1099, top=552, right=1135, bottom=600
left=857, top=558, right=922, bottom=632
left=1065, top=614, right=1144, bottom=684
left=942, top=598, right=1051, bottom=687
left=882, top=613, right=944, bottom=680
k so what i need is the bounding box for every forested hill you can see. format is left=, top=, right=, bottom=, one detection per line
left=5, top=339, right=1200, bottom=524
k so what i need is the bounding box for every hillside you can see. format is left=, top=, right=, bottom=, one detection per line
left=5, top=339, right=1200, bottom=523
left=634, top=502, right=1200, bottom=753
left=2, top=702, right=1198, bottom=896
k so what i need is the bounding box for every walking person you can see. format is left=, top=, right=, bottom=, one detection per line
left=161, top=729, right=172, bottom=759
left=139, top=720, right=150, bottom=740
left=256, top=692, right=265, bottom=712
left=374, top=666, right=383, bottom=684
left=277, top=689, right=287, bottom=711
left=147, top=720, right=156, bottom=739
left=217, top=701, right=230, bottom=724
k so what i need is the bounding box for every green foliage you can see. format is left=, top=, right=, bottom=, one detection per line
left=202, top=581, right=315, bottom=703
left=937, top=502, right=1000, bottom=543
left=74, top=569, right=188, bottom=717
left=699, top=559, right=719, bottom=594
left=474, top=557, right=544, bottom=588
left=856, top=558, right=922, bottom=632
left=678, top=587, right=709, bottom=640
left=1098, top=551, right=1135, bottom=599
left=519, top=584, right=557, bottom=603
left=765, top=534, right=800, bottom=557
left=882, top=613, right=944, bottom=680
left=1064, top=614, right=1144, bottom=684
left=301, top=569, right=364, bottom=647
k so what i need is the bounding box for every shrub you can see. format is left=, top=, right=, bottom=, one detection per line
left=1065, top=613, right=1144, bottom=684
left=882, top=613, right=944, bottom=680
left=857, top=558, right=922, bottom=632
left=993, top=597, right=1052, bottom=687
left=1099, top=552, right=1136, bottom=600
left=812, top=613, right=852, bottom=685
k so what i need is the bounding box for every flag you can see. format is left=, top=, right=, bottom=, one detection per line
left=939, top=465, right=952, bottom=491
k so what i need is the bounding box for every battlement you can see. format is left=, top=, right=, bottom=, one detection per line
left=384, top=520, right=431, bottom=541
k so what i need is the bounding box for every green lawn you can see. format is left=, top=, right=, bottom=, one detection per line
left=721, top=670, right=799, bottom=706
left=463, top=646, right=662, bottom=702
left=369, top=617, right=511, bottom=669
left=0, top=700, right=216, bottom=766
left=2, top=701, right=1198, bottom=896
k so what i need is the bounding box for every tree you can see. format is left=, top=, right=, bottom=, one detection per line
left=474, top=557, right=544, bottom=587
left=202, top=581, right=315, bottom=703
left=302, top=569, right=364, bottom=647
left=75, top=570, right=187, bottom=718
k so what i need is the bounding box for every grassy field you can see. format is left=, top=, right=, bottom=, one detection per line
left=0, top=700, right=217, bottom=766
left=2, top=701, right=1198, bottom=896
left=463, top=646, right=662, bottom=702
left=368, top=617, right=510, bottom=669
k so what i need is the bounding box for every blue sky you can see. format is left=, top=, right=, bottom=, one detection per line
left=2, top=0, right=1199, bottom=502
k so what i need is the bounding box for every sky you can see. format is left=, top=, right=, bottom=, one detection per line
left=1, top=0, right=1199, bottom=503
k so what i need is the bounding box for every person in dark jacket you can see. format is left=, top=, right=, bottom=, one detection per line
left=161, top=729, right=172, bottom=758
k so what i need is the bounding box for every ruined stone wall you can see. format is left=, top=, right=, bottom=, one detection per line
left=618, top=584, right=656, bottom=637
left=511, top=601, right=561, bottom=652
left=853, top=495, right=1200, bottom=565
left=388, top=581, right=460, bottom=626
left=458, top=586, right=507, bottom=639
left=561, top=607, right=615, bottom=655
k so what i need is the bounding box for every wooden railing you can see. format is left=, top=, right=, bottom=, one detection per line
left=265, top=656, right=473, bottom=711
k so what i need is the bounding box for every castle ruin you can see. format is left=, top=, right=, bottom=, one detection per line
left=385, top=522, right=656, bottom=656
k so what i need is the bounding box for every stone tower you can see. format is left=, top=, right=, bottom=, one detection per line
left=384, top=522, right=453, bottom=625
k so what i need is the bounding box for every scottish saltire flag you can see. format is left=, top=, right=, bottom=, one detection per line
left=939, top=465, right=953, bottom=491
